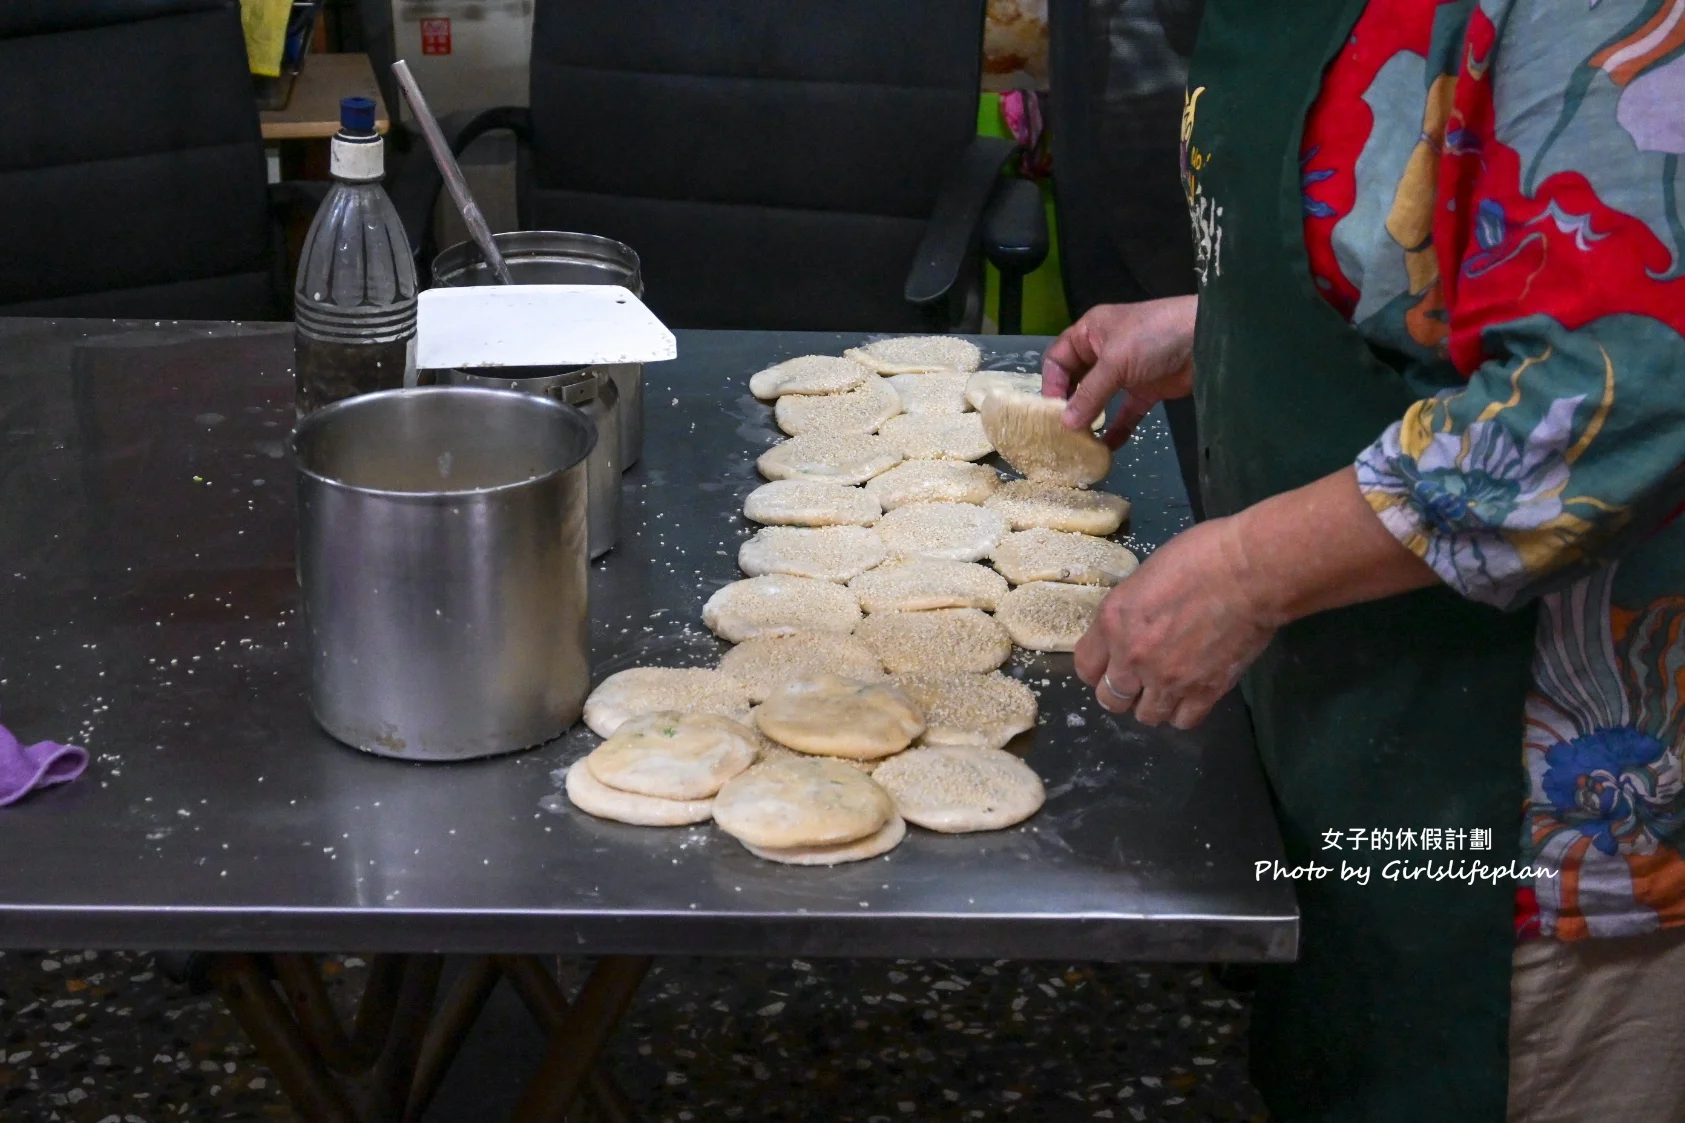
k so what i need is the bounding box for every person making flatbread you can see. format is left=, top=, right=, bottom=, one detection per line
left=1041, top=1, right=1685, bottom=1120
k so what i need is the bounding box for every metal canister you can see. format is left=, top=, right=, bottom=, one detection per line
left=431, top=230, right=645, bottom=470
left=445, top=365, right=620, bottom=559
left=294, top=387, right=594, bottom=761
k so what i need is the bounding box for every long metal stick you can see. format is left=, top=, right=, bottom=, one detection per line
left=390, top=59, right=513, bottom=285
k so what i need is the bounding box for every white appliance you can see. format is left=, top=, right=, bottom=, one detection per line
left=390, top=0, right=533, bottom=120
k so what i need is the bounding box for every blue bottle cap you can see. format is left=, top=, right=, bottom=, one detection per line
left=339, top=96, right=377, bottom=136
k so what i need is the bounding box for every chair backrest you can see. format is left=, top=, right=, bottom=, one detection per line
left=523, top=0, right=986, bottom=331
left=0, top=0, right=280, bottom=319
left=1046, top=0, right=1201, bottom=311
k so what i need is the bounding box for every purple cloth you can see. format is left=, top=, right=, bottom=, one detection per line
left=0, top=713, right=88, bottom=806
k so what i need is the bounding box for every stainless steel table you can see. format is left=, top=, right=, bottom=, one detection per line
left=0, top=319, right=1296, bottom=1121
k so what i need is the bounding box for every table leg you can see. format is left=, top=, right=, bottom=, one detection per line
left=494, top=956, right=639, bottom=1123
left=406, top=956, right=502, bottom=1122
left=508, top=956, right=652, bottom=1123
left=208, top=953, right=361, bottom=1123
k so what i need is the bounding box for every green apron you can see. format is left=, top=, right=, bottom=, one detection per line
left=1184, top=3, right=1539, bottom=1119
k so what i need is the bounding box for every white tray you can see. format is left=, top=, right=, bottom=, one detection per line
left=416, top=284, right=678, bottom=370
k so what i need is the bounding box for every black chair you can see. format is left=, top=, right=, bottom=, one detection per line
left=0, top=0, right=302, bottom=320
left=1047, top=0, right=1205, bottom=517
left=394, top=0, right=1046, bottom=333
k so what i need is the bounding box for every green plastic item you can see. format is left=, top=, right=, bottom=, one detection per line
left=975, top=93, right=1071, bottom=336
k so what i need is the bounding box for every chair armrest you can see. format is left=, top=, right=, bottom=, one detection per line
left=981, top=176, right=1049, bottom=279
left=387, top=106, right=534, bottom=264
left=904, top=135, right=1017, bottom=307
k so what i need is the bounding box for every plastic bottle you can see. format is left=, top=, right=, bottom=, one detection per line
left=292, top=96, right=418, bottom=418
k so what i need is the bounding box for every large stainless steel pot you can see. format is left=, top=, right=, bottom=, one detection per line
left=431, top=230, right=645, bottom=470
left=294, top=387, right=594, bottom=761
left=444, top=365, right=620, bottom=559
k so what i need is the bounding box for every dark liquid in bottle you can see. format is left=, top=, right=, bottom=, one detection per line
left=294, top=332, right=414, bottom=419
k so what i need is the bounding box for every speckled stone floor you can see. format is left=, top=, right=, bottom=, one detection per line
left=0, top=951, right=1264, bottom=1122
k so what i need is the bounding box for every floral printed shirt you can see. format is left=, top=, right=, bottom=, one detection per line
left=1301, top=0, right=1685, bottom=941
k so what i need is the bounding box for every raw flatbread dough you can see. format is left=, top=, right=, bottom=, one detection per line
left=990, top=527, right=1140, bottom=586
left=887, top=371, right=970, bottom=415
left=755, top=674, right=925, bottom=760
left=984, top=479, right=1132, bottom=535
left=965, top=370, right=1105, bottom=431
left=890, top=671, right=1039, bottom=751
left=963, top=369, right=1042, bottom=411
left=712, top=756, right=894, bottom=848
left=564, top=759, right=714, bottom=826
left=702, top=575, right=862, bottom=642
left=847, top=556, right=1008, bottom=613
left=979, top=389, right=1111, bottom=487
left=995, top=581, right=1107, bottom=652
left=774, top=376, right=902, bottom=436
left=743, top=813, right=906, bottom=865
left=845, top=336, right=982, bottom=374
left=878, top=413, right=993, bottom=461
left=873, top=501, right=1007, bottom=563
left=738, top=525, right=887, bottom=583
left=864, top=460, right=999, bottom=510
left=585, top=712, right=760, bottom=800
left=743, top=480, right=883, bottom=527
left=582, top=667, right=753, bottom=739
left=855, top=607, right=1012, bottom=674
left=718, top=631, right=885, bottom=703
left=756, top=432, right=903, bottom=485
left=749, top=355, right=872, bottom=399
left=873, top=746, right=1045, bottom=833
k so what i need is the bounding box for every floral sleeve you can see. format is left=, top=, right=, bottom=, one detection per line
left=1333, top=0, right=1685, bottom=610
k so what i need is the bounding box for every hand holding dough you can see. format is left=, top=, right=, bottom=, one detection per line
left=980, top=389, right=1111, bottom=487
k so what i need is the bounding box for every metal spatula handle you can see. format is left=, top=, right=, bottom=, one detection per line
left=391, top=59, right=514, bottom=286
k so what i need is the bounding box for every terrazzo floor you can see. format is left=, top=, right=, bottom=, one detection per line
left=0, top=952, right=1266, bottom=1122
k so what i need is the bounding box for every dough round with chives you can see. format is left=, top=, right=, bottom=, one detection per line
left=874, top=501, right=1007, bottom=563
left=873, top=745, right=1045, bottom=833
left=989, top=527, right=1140, bottom=586
left=847, top=556, right=1008, bottom=613
left=585, top=712, right=760, bottom=800
left=718, top=631, right=885, bottom=703
left=984, top=479, right=1131, bottom=535
left=713, top=756, right=894, bottom=848
left=564, top=759, right=715, bottom=826
left=757, top=432, right=904, bottom=485
left=890, top=671, right=1039, bottom=751
left=855, top=608, right=1012, bottom=673
left=738, top=525, right=888, bottom=583
left=878, top=413, right=994, bottom=461
left=582, top=667, right=753, bottom=738
left=749, top=355, right=872, bottom=399
left=774, top=376, right=902, bottom=436
left=994, top=581, right=1108, bottom=652
left=979, top=389, right=1111, bottom=486
left=755, top=674, right=925, bottom=760
left=702, top=575, right=862, bottom=642
left=845, top=336, right=982, bottom=374
left=887, top=371, right=970, bottom=414
left=864, top=460, right=999, bottom=510
left=743, top=480, right=883, bottom=527
left=743, top=813, right=906, bottom=865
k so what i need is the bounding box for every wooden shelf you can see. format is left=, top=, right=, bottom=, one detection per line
left=260, top=53, right=390, bottom=141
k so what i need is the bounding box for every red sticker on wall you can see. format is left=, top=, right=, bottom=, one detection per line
left=420, top=18, right=452, bottom=55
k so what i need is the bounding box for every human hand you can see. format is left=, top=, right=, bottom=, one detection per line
left=1074, top=516, right=1281, bottom=729
left=1041, top=296, right=1198, bottom=448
